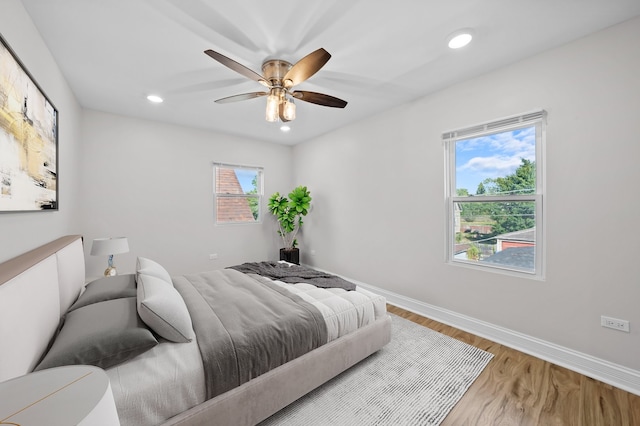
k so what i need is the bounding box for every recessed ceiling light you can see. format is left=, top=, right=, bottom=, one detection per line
left=146, top=95, right=163, bottom=103
left=280, top=125, right=291, bottom=132
left=447, top=29, right=474, bottom=49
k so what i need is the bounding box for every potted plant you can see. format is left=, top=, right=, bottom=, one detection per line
left=267, top=185, right=312, bottom=264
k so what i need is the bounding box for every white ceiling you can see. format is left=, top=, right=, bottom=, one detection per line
left=20, top=0, right=640, bottom=145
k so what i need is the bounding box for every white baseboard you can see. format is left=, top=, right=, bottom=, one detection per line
left=312, top=266, right=640, bottom=396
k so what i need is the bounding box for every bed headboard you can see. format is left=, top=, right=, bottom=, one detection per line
left=0, top=235, right=85, bottom=382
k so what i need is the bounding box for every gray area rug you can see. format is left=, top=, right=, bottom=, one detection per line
left=259, top=314, right=494, bottom=426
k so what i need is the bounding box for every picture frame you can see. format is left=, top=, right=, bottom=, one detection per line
left=0, top=34, right=58, bottom=212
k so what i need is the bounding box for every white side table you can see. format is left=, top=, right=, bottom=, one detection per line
left=0, top=365, right=120, bottom=426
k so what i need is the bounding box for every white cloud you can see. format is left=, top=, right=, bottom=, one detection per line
left=459, top=155, right=523, bottom=173
left=457, top=126, right=535, bottom=178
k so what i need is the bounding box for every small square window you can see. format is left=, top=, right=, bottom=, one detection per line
left=213, top=163, right=263, bottom=224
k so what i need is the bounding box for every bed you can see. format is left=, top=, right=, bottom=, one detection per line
left=0, top=235, right=391, bottom=425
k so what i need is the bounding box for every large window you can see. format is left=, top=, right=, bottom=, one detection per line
left=213, top=163, right=263, bottom=224
left=444, top=111, right=545, bottom=277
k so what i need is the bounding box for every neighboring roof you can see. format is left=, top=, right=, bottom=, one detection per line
left=215, top=168, right=255, bottom=222
left=454, top=243, right=471, bottom=255
left=495, top=227, right=535, bottom=243
left=483, top=246, right=534, bottom=270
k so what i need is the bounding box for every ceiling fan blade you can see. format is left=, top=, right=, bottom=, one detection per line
left=205, top=49, right=268, bottom=86
left=283, top=48, right=331, bottom=88
left=215, top=92, right=268, bottom=104
left=291, top=91, right=347, bottom=108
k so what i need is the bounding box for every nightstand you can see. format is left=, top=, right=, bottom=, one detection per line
left=0, top=365, right=120, bottom=426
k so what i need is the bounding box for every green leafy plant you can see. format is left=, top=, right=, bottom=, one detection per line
left=267, top=186, right=312, bottom=250
left=467, top=245, right=481, bottom=261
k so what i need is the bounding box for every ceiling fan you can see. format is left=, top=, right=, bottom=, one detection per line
left=204, top=48, right=347, bottom=123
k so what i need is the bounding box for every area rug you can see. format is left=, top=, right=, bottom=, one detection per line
left=259, top=314, right=494, bottom=426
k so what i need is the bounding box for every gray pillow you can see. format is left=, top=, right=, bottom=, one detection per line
left=137, top=273, right=194, bottom=343
left=35, top=297, right=158, bottom=371
left=136, top=257, right=173, bottom=285
left=68, top=274, right=137, bottom=312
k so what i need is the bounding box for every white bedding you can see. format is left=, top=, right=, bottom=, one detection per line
left=107, top=275, right=386, bottom=426
left=267, top=279, right=387, bottom=341
left=106, top=335, right=205, bottom=426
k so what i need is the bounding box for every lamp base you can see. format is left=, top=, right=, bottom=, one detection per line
left=103, top=266, right=117, bottom=277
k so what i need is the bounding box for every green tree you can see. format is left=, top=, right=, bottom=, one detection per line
left=247, top=175, right=259, bottom=219
left=467, top=245, right=480, bottom=261
left=488, top=159, right=536, bottom=235
left=456, top=188, right=475, bottom=222
left=479, top=178, right=499, bottom=195
left=457, top=185, right=491, bottom=222
left=494, top=158, right=535, bottom=196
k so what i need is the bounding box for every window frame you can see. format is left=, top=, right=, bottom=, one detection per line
left=443, top=110, right=546, bottom=279
left=213, top=162, right=263, bottom=225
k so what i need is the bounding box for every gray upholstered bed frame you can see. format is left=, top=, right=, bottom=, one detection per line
left=0, top=235, right=392, bottom=425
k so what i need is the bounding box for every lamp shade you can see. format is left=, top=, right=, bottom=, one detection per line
left=90, top=237, right=129, bottom=256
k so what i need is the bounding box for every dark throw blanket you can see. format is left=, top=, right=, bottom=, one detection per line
left=173, top=269, right=328, bottom=400
left=228, top=261, right=357, bottom=291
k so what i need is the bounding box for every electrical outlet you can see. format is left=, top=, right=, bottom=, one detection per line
left=601, top=315, right=630, bottom=333
left=209, top=253, right=218, bottom=260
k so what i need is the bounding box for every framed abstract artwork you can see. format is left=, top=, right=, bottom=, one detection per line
left=0, top=34, right=58, bottom=212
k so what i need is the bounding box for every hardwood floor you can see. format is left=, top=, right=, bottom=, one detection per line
left=386, top=305, right=640, bottom=426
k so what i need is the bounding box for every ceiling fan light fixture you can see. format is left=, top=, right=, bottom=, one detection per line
left=283, top=98, right=296, bottom=121
left=265, top=91, right=279, bottom=122
left=447, top=29, right=474, bottom=49
left=205, top=48, right=347, bottom=122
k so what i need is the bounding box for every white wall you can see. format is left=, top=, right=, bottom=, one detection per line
left=293, top=17, right=640, bottom=371
left=0, top=0, right=83, bottom=263
left=80, top=110, right=292, bottom=278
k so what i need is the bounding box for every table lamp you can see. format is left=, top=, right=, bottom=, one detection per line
left=90, top=237, right=129, bottom=276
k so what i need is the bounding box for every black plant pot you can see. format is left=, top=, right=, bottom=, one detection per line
left=279, top=248, right=300, bottom=265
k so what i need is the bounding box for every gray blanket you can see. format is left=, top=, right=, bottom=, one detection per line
left=228, top=261, right=356, bottom=291
left=173, top=269, right=328, bottom=399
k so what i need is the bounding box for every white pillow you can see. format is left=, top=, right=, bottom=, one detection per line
left=136, top=257, right=172, bottom=285
left=137, top=273, right=194, bottom=343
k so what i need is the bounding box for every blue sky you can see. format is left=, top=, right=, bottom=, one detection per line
left=235, top=169, right=258, bottom=193
left=455, top=126, right=535, bottom=194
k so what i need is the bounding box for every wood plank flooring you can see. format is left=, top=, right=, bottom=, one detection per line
left=386, top=305, right=640, bottom=426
